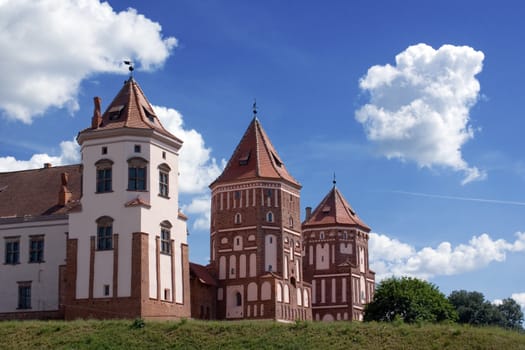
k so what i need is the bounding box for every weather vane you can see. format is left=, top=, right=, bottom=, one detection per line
left=124, top=60, right=134, bottom=78
left=333, top=172, right=337, bottom=186
left=253, top=99, right=257, bottom=118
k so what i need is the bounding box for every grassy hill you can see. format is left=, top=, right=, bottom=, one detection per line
left=0, top=319, right=523, bottom=349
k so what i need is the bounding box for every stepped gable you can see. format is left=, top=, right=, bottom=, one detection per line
left=79, top=77, right=181, bottom=142
left=303, top=185, right=370, bottom=232
left=0, top=164, right=82, bottom=219
left=210, top=117, right=300, bottom=188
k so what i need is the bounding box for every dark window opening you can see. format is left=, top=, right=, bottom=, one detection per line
left=108, top=105, right=124, bottom=120
left=236, top=292, right=242, bottom=306
left=97, top=217, right=113, bottom=250
left=128, top=167, right=146, bottom=190
left=18, top=284, right=31, bottom=309
left=143, top=107, right=155, bottom=123
left=5, top=240, right=19, bottom=264
left=238, top=151, right=250, bottom=165
left=159, top=171, right=169, bottom=197
left=290, top=277, right=296, bottom=287
left=103, top=284, right=110, bottom=296
left=101, top=146, right=107, bottom=155
left=161, top=228, right=171, bottom=254
left=162, top=151, right=166, bottom=159
left=271, top=151, right=282, bottom=167
left=96, top=168, right=112, bottom=193
left=134, top=144, right=141, bottom=153
left=29, top=236, right=44, bottom=263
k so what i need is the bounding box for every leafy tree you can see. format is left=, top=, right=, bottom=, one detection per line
left=364, top=277, right=457, bottom=323
left=496, top=298, right=524, bottom=330
left=448, top=290, right=524, bottom=330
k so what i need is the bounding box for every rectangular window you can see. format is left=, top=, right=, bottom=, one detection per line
left=18, top=283, right=31, bottom=309
left=5, top=239, right=20, bottom=264
left=29, top=236, right=44, bottom=263
left=161, top=228, right=171, bottom=254
left=128, top=167, right=146, bottom=190
left=96, top=168, right=112, bottom=193
left=134, top=144, right=141, bottom=153
left=101, top=146, right=107, bottom=155
left=159, top=171, right=169, bottom=197
left=164, top=288, right=171, bottom=301
left=97, top=225, right=113, bottom=250
left=103, top=284, right=110, bottom=296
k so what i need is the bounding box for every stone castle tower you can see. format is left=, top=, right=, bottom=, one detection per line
left=302, top=184, right=375, bottom=321
left=208, top=116, right=312, bottom=321
left=64, top=78, right=191, bottom=320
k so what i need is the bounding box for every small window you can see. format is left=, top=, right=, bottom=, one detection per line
left=143, top=107, right=155, bottom=123
left=161, top=227, right=171, bottom=254
left=320, top=232, right=325, bottom=240
left=17, top=283, right=31, bottom=309
left=108, top=105, right=124, bottom=120
left=236, top=292, right=242, bottom=306
left=128, top=157, right=148, bottom=191
left=266, top=189, right=272, bottom=197
left=96, top=216, right=113, bottom=250
left=234, top=213, right=242, bottom=224
left=343, top=231, right=348, bottom=240
left=103, top=284, right=110, bottom=296
left=134, top=144, right=141, bottom=153
left=29, top=236, right=44, bottom=263
left=266, top=212, right=274, bottom=223
left=5, top=238, right=20, bottom=264
left=238, top=151, right=250, bottom=165
left=164, top=288, right=171, bottom=301
left=101, top=146, right=108, bottom=155
left=268, top=265, right=273, bottom=272
left=162, top=151, right=166, bottom=159
left=289, top=216, right=293, bottom=228
left=159, top=171, right=169, bottom=197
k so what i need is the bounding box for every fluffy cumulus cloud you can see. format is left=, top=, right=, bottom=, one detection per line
left=181, top=195, right=212, bottom=231
left=0, top=139, right=79, bottom=172
left=356, top=43, right=485, bottom=184
left=0, top=0, right=176, bottom=123
left=369, top=231, right=525, bottom=281
left=152, top=105, right=224, bottom=195
left=510, top=293, right=525, bottom=309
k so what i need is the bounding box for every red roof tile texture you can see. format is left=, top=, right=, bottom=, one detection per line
left=79, top=78, right=180, bottom=142
left=189, top=263, right=217, bottom=286
left=302, top=186, right=370, bottom=232
left=0, top=164, right=82, bottom=218
left=210, top=118, right=300, bottom=188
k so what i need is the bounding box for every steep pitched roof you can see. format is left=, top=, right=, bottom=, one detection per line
left=189, top=263, right=217, bottom=286
left=0, top=164, right=82, bottom=219
left=302, top=186, right=370, bottom=232
left=78, top=78, right=181, bottom=143
left=210, top=118, right=300, bottom=188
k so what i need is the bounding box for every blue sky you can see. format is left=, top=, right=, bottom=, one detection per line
left=1, top=0, right=524, bottom=309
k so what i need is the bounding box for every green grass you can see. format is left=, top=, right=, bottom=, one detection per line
left=0, top=319, right=523, bottom=349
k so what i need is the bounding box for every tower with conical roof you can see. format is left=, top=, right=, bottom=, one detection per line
left=65, top=78, right=190, bottom=320
left=302, top=182, right=375, bottom=321
left=209, top=116, right=312, bottom=321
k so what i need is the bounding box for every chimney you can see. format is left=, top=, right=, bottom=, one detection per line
left=91, top=96, right=102, bottom=129
left=305, top=206, right=312, bottom=220
left=44, top=163, right=52, bottom=168
left=58, top=172, right=72, bottom=206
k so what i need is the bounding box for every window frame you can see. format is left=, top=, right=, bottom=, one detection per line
left=17, top=282, right=31, bottom=310
left=29, top=235, right=44, bottom=263
left=160, top=221, right=172, bottom=255
left=96, top=216, right=114, bottom=251
left=5, top=238, right=20, bottom=265
left=127, top=157, right=148, bottom=191
left=95, top=159, right=113, bottom=193
left=158, top=163, right=171, bottom=198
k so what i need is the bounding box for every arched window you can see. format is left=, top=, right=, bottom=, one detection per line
left=234, top=213, right=242, bottom=224
left=236, top=292, right=242, bottom=306
left=96, top=216, right=113, bottom=250
left=158, top=163, right=171, bottom=197
left=160, top=220, right=172, bottom=254
left=95, top=159, right=113, bottom=193
left=319, top=231, right=325, bottom=240
left=266, top=211, right=274, bottom=223
left=127, top=157, right=148, bottom=191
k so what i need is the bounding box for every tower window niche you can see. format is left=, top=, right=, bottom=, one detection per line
left=96, top=216, right=113, bottom=250
left=128, top=157, right=148, bottom=191
left=95, top=159, right=113, bottom=193
left=158, top=163, right=171, bottom=198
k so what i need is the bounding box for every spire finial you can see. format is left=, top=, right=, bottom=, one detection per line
left=333, top=172, right=337, bottom=187
left=253, top=99, right=257, bottom=119
left=124, top=60, right=134, bottom=79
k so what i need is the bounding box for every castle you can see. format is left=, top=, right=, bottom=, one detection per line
left=0, top=78, right=374, bottom=322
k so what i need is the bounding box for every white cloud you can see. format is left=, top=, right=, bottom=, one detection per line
left=355, top=43, right=486, bottom=184
left=0, top=0, right=176, bottom=123
left=181, top=195, right=211, bottom=231
left=153, top=105, right=224, bottom=194
left=511, top=293, right=525, bottom=309
left=369, top=231, right=525, bottom=281
left=0, top=139, right=79, bottom=172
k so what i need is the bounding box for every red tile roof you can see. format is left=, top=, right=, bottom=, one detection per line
left=78, top=78, right=181, bottom=143
left=189, top=263, right=217, bottom=286
left=0, top=164, right=82, bottom=219
left=302, top=186, right=370, bottom=232
left=210, top=118, right=300, bottom=188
